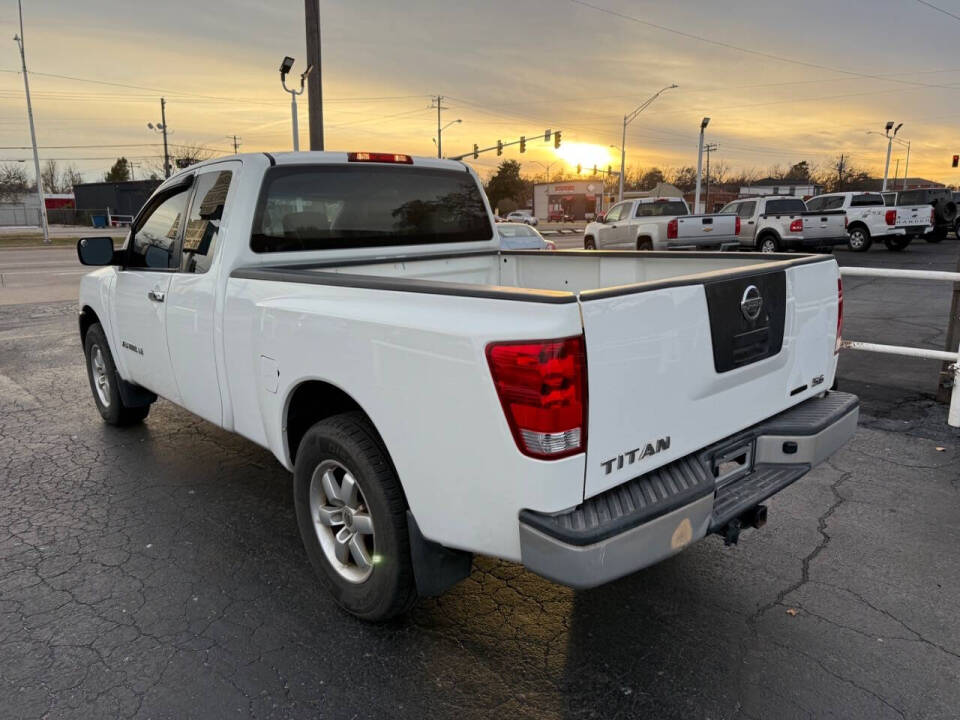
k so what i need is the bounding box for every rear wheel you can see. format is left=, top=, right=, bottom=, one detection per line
left=884, top=236, right=912, bottom=251
left=83, top=323, right=150, bottom=426
left=847, top=226, right=872, bottom=252
left=926, top=226, right=947, bottom=243
left=584, top=236, right=596, bottom=250
left=293, top=411, right=417, bottom=621
left=637, top=238, right=653, bottom=251
left=758, top=235, right=779, bottom=253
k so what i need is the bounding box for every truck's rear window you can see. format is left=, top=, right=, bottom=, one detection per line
left=250, top=165, right=493, bottom=253
left=635, top=201, right=687, bottom=217
left=764, top=198, right=807, bottom=213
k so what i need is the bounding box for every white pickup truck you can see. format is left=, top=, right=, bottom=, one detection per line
left=805, top=191, right=933, bottom=252
left=583, top=196, right=739, bottom=251
left=76, top=151, right=857, bottom=621
left=719, top=195, right=847, bottom=253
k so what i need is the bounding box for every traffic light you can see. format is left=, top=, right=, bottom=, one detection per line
left=544, top=129, right=551, bottom=142
left=953, top=154, right=959, bottom=168
left=554, top=131, right=561, bottom=149
left=576, top=163, right=582, bottom=175
left=473, top=144, right=479, bottom=160
left=497, top=140, right=503, bottom=156
left=519, top=136, right=526, bottom=153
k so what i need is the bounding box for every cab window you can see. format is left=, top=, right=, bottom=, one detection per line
left=127, top=188, right=190, bottom=269
left=604, top=203, right=626, bottom=222
left=181, top=170, right=233, bottom=273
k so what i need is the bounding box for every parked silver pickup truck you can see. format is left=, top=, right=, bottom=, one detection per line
left=584, top=197, right=739, bottom=251
left=721, top=196, right=847, bottom=253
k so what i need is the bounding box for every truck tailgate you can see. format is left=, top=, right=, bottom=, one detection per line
left=798, top=212, right=845, bottom=240
left=895, top=205, right=932, bottom=229
left=676, top=214, right=737, bottom=246
left=578, top=257, right=839, bottom=498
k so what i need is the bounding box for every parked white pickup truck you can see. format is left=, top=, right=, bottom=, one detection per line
left=583, top=196, right=739, bottom=251
left=805, top=191, right=933, bottom=252
left=76, top=151, right=857, bottom=621
left=720, top=195, right=847, bottom=253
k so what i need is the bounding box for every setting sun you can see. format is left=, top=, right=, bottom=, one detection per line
left=552, top=142, right=615, bottom=173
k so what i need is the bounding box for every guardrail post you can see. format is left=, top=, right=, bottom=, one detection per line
left=937, top=251, right=960, bottom=404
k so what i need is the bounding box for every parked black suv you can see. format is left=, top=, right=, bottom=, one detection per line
left=897, top=188, right=956, bottom=242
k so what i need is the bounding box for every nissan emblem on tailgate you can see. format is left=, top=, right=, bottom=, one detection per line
left=740, top=285, right=763, bottom=321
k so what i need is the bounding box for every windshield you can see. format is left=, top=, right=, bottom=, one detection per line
left=250, top=165, right=493, bottom=252
left=497, top=224, right=537, bottom=237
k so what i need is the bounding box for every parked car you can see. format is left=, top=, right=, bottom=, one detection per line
left=583, top=196, right=739, bottom=251
left=505, top=210, right=538, bottom=226
left=806, top=192, right=933, bottom=252
left=76, top=151, right=856, bottom=621
left=719, top=195, right=846, bottom=253
left=895, top=188, right=956, bottom=242
left=548, top=209, right=572, bottom=222
left=497, top=222, right=555, bottom=250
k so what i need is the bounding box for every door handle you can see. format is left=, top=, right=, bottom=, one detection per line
left=147, top=289, right=165, bottom=303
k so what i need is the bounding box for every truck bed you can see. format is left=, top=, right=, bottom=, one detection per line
left=232, top=248, right=831, bottom=302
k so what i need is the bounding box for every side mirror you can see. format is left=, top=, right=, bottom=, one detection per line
left=596, top=212, right=606, bottom=223
left=77, top=236, right=117, bottom=266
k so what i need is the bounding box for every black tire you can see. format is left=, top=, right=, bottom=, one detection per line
left=83, top=323, right=150, bottom=426
left=293, top=412, right=417, bottom=621
left=584, top=236, right=596, bottom=250
left=637, top=238, right=653, bottom=251
left=939, top=200, right=957, bottom=224
left=847, top=226, right=872, bottom=252
left=883, top=236, right=912, bottom=251
left=758, top=234, right=779, bottom=253
left=925, top=226, right=947, bottom=243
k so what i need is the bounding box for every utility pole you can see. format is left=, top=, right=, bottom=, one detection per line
left=160, top=98, right=170, bottom=178
left=227, top=135, right=241, bottom=154
left=13, top=0, right=48, bottom=244
left=893, top=158, right=900, bottom=189
left=694, top=117, right=710, bottom=213
left=304, top=0, right=323, bottom=150
left=902, top=140, right=911, bottom=189
left=430, top=96, right=450, bottom=158
left=836, top=154, right=846, bottom=191
left=703, top=143, right=718, bottom=212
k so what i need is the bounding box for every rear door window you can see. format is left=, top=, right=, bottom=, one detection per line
left=250, top=165, right=493, bottom=252
left=737, top=202, right=756, bottom=218
left=823, top=196, right=845, bottom=211
left=805, top=197, right=825, bottom=211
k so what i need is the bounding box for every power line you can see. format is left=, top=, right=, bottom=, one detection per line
left=568, top=0, right=960, bottom=92
left=915, top=0, right=960, bottom=22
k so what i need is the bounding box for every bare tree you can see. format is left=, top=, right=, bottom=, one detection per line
left=150, top=143, right=216, bottom=176
left=40, top=159, right=62, bottom=193
left=0, top=163, right=30, bottom=202
left=61, top=164, right=83, bottom=191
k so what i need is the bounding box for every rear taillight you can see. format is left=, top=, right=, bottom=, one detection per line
left=844, top=215, right=848, bottom=228
left=667, top=217, right=678, bottom=239
left=789, top=218, right=803, bottom=232
left=347, top=152, right=413, bottom=164
left=486, top=336, right=587, bottom=460
left=735, top=216, right=741, bottom=235
left=835, top=278, right=843, bottom=354
left=885, top=209, right=897, bottom=226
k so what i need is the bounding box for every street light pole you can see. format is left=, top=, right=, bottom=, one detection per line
left=13, top=0, right=48, bottom=244
left=694, top=117, right=710, bottom=212
left=436, top=117, right=461, bottom=159
left=902, top=140, right=911, bottom=190
left=881, top=121, right=900, bottom=193
left=618, top=84, right=678, bottom=201
left=160, top=98, right=170, bottom=178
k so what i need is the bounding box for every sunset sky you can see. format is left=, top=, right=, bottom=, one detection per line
left=1, top=0, right=958, bottom=185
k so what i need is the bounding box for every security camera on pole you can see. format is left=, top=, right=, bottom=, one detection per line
left=280, top=56, right=314, bottom=151
left=694, top=117, right=710, bottom=213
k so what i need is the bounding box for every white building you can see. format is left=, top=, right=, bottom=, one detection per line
left=532, top=180, right=605, bottom=221
left=739, top=178, right=821, bottom=198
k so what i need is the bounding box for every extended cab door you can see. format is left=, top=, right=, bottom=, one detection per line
left=164, top=163, right=239, bottom=425
left=111, top=182, right=192, bottom=402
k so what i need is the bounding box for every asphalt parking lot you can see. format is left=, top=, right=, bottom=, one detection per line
left=1, top=239, right=958, bottom=718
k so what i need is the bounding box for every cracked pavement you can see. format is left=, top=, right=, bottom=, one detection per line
left=0, top=242, right=958, bottom=718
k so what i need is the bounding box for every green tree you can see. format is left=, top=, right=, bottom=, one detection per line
left=104, top=157, right=131, bottom=183
left=484, top=160, right=526, bottom=213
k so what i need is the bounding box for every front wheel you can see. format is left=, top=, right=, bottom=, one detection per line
left=884, top=236, right=912, bottom=251
left=293, top=412, right=418, bottom=621
left=84, top=323, right=150, bottom=426
left=926, top=227, right=947, bottom=243
left=584, top=236, right=596, bottom=250
left=847, top=227, right=872, bottom=252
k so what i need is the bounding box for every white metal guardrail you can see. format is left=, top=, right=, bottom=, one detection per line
left=839, top=266, right=960, bottom=428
